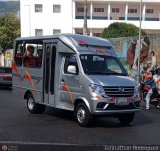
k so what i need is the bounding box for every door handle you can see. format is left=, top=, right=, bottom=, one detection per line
left=61, top=79, right=64, bottom=83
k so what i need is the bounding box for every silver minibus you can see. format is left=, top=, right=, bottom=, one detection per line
left=12, top=34, right=140, bottom=127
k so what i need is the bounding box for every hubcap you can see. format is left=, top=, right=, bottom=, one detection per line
left=156, top=104, right=160, bottom=109
left=28, top=97, right=34, bottom=110
left=77, top=107, right=86, bottom=124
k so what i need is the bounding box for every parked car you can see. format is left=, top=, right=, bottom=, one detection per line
left=0, top=67, right=12, bottom=88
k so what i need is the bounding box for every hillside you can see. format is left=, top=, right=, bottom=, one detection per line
left=0, top=1, right=20, bottom=15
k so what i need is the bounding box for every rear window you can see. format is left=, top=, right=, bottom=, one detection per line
left=0, top=68, right=12, bottom=73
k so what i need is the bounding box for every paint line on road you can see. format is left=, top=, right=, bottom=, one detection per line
left=0, top=141, right=99, bottom=147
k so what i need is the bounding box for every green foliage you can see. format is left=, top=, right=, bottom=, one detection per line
left=0, top=13, right=20, bottom=51
left=101, top=22, right=146, bottom=38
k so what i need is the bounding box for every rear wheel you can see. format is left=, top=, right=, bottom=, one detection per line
left=75, top=102, right=93, bottom=127
left=27, top=94, right=46, bottom=114
left=118, top=113, right=135, bottom=125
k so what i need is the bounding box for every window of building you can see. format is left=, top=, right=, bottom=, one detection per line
left=35, top=29, right=43, bottom=36
left=94, top=8, right=104, bottom=13
left=35, top=4, right=43, bottom=12
left=77, top=7, right=84, bottom=12
left=53, top=29, right=61, bottom=34
left=93, top=33, right=101, bottom=37
left=146, top=9, right=154, bottom=14
left=76, top=32, right=83, bottom=35
left=112, top=8, right=120, bottom=13
left=128, top=9, right=137, bottom=13
left=53, top=5, right=61, bottom=13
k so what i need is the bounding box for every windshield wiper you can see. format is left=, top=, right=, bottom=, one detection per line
left=85, top=71, right=127, bottom=76
left=110, top=72, right=128, bottom=76
left=86, top=71, right=104, bottom=75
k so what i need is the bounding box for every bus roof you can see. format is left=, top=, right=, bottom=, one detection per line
left=15, top=34, right=116, bottom=56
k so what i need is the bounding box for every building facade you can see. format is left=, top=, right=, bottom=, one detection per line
left=20, top=0, right=160, bottom=37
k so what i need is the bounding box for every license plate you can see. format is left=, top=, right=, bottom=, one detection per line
left=116, top=98, right=128, bottom=105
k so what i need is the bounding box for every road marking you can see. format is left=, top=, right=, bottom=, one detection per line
left=0, top=141, right=99, bottom=147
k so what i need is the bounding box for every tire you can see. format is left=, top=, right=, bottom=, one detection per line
left=27, top=94, right=46, bottom=114
left=156, top=101, right=160, bottom=109
left=118, top=113, right=135, bottom=125
left=75, top=102, right=93, bottom=127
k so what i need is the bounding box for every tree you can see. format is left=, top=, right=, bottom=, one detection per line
left=0, top=13, right=20, bottom=51
left=101, top=22, right=146, bottom=38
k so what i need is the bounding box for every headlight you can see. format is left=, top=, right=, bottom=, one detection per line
left=89, top=84, right=105, bottom=96
left=135, top=83, right=140, bottom=95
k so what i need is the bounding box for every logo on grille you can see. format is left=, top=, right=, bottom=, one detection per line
left=119, top=87, right=124, bottom=93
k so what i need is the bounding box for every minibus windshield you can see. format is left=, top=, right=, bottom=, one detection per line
left=80, top=54, right=128, bottom=76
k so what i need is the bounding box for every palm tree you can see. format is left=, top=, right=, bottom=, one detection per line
left=83, top=0, right=88, bottom=35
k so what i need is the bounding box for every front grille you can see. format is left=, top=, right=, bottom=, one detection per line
left=103, top=86, right=134, bottom=97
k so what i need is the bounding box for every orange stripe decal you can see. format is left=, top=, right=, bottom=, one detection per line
left=12, top=62, right=19, bottom=76
left=12, top=62, right=24, bottom=96
left=25, top=70, right=35, bottom=90
left=62, top=83, right=74, bottom=102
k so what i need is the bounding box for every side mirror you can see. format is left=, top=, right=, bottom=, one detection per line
left=67, top=65, right=76, bottom=74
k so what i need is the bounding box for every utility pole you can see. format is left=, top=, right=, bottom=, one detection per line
left=137, top=0, right=142, bottom=82
left=83, top=0, right=88, bottom=35
left=25, top=5, right=31, bottom=36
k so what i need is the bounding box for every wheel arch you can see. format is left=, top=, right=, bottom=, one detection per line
left=74, top=97, right=91, bottom=113
left=24, top=90, right=32, bottom=99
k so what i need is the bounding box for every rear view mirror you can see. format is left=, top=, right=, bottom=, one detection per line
left=67, top=65, right=76, bottom=74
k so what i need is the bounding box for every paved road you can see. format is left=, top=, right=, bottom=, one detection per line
left=0, top=88, right=160, bottom=151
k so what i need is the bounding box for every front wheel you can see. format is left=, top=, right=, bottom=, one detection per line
left=75, top=102, right=93, bottom=127
left=27, top=94, right=46, bottom=114
left=156, top=101, right=160, bottom=109
left=118, top=113, right=135, bottom=125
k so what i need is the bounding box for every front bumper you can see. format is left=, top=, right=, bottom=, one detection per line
left=90, top=96, right=141, bottom=115
left=0, top=80, right=12, bottom=87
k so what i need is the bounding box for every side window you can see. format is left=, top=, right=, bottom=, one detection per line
left=23, top=44, right=36, bottom=68
left=23, top=43, right=43, bottom=68
left=15, top=43, right=23, bottom=66
left=36, top=48, right=43, bottom=67
left=64, top=55, right=79, bottom=75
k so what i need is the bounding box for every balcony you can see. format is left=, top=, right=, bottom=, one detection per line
left=73, top=18, right=160, bottom=31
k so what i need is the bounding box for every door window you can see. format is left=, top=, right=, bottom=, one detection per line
left=50, top=46, right=56, bottom=94
left=64, top=55, right=79, bottom=75
left=45, top=45, right=51, bottom=94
